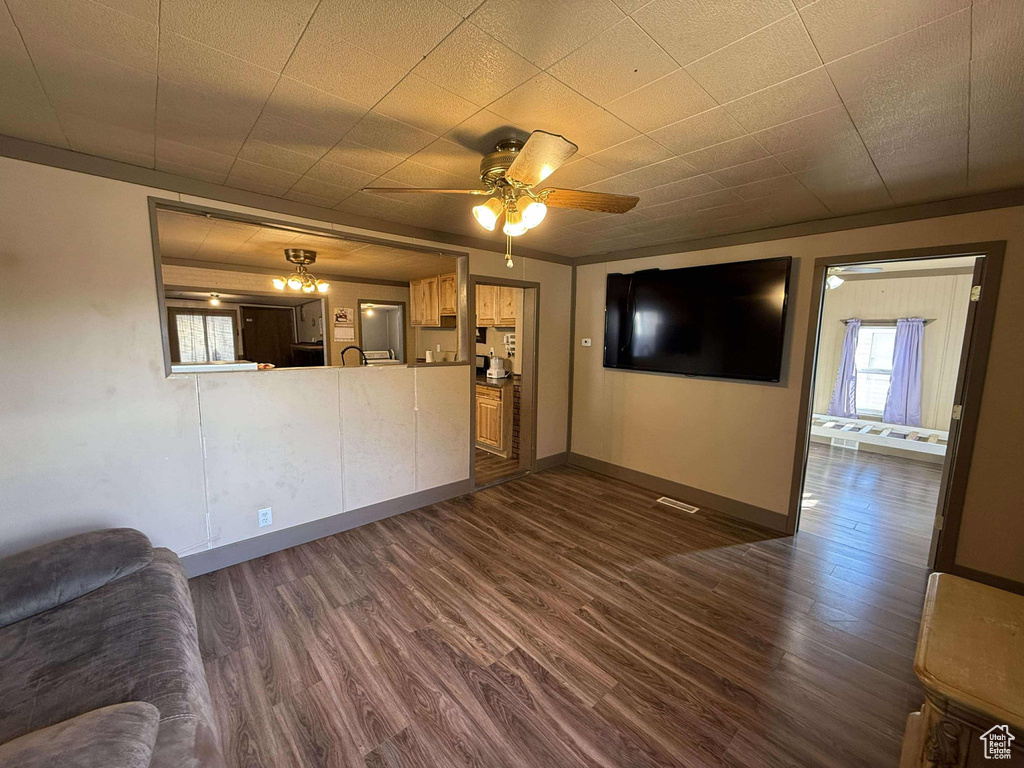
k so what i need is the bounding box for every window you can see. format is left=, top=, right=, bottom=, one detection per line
left=168, top=309, right=237, bottom=363
left=854, top=325, right=897, bottom=416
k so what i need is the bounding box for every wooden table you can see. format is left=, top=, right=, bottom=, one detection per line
left=900, top=573, right=1024, bottom=767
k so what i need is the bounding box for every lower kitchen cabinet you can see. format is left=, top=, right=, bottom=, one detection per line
left=475, top=382, right=512, bottom=457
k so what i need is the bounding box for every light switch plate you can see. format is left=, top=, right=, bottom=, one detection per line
left=581, top=338, right=592, bottom=347
left=258, top=507, right=272, bottom=527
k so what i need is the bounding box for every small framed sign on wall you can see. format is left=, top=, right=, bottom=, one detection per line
left=333, top=307, right=354, bottom=325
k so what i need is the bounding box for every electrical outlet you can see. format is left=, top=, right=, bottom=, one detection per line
left=581, top=338, right=592, bottom=347
left=258, top=507, right=272, bottom=528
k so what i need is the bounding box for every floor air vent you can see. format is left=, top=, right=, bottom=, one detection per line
left=830, top=437, right=860, bottom=450
left=657, top=497, right=699, bottom=513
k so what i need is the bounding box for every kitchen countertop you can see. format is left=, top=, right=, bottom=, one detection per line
left=475, top=374, right=512, bottom=389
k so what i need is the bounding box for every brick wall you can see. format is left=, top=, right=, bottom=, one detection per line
left=512, top=379, right=521, bottom=460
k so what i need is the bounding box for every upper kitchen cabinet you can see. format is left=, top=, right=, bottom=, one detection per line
left=476, top=284, right=517, bottom=327
left=476, top=284, right=497, bottom=326
left=497, top=286, right=517, bottom=327
left=438, top=273, right=457, bottom=316
left=410, top=273, right=456, bottom=327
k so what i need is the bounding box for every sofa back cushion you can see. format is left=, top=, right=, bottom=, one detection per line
left=0, top=528, right=152, bottom=628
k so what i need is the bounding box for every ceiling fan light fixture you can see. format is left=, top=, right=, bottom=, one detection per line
left=521, top=199, right=547, bottom=229
left=472, top=197, right=503, bottom=231
left=272, top=276, right=286, bottom=290
left=502, top=201, right=527, bottom=237
left=316, top=279, right=329, bottom=293
left=287, top=274, right=303, bottom=290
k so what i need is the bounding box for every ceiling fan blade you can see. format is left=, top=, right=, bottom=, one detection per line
left=543, top=188, right=639, bottom=214
left=363, top=187, right=492, bottom=195
left=505, top=131, right=578, bottom=186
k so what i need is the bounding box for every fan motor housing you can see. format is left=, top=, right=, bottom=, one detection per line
left=479, top=139, right=524, bottom=184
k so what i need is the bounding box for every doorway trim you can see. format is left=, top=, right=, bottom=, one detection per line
left=787, top=241, right=1005, bottom=573
left=356, top=298, right=408, bottom=364
left=468, top=275, right=541, bottom=488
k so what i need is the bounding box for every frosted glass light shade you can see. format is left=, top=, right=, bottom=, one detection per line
left=521, top=200, right=546, bottom=229
left=472, top=197, right=503, bottom=231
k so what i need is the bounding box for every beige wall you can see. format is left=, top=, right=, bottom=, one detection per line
left=414, top=326, right=458, bottom=363
left=162, top=263, right=413, bottom=365
left=0, top=158, right=571, bottom=559
left=573, top=205, right=1024, bottom=584
left=813, top=273, right=973, bottom=430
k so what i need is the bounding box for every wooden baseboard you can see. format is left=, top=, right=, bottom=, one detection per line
left=567, top=453, right=788, bottom=533
left=949, top=564, right=1024, bottom=596
left=181, top=478, right=474, bottom=577
left=535, top=452, right=568, bottom=471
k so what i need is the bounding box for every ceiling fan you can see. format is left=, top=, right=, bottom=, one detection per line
left=363, top=130, right=639, bottom=266
left=826, top=265, right=883, bottom=289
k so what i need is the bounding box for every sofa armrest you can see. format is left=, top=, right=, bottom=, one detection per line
left=0, top=528, right=153, bottom=628
left=0, top=702, right=159, bottom=768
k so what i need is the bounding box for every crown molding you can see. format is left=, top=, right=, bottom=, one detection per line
left=0, top=134, right=573, bottom=266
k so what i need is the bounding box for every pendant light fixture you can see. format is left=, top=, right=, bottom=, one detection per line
left=273, top=249, right=329, bottom=293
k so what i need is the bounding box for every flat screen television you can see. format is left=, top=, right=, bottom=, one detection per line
left=604, top=256, right=791, bottom=382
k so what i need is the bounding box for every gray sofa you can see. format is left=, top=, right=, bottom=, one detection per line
left=0, top=529, right=225, bottom=768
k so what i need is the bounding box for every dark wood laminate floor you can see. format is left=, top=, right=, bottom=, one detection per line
left=801, top=442, right=942, bottom=568
left=191, top=465, right=930, bottom=768
left=474, top=448, right=523, bottom=488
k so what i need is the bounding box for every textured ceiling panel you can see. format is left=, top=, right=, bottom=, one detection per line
left=1, top=0, right=1022, bottom=259
left=469, top=0, right=623, bottom=70
left=685, top=13, right=822, bottom=103
left=157, top=209, right=459, bottom=282
left=160, top=0, right=315, bottom=71
left=633, top=0, right=793, bottom=67
left=799, top=0, right=970, bottom=63
left=546, top=18, right=677, bottom=105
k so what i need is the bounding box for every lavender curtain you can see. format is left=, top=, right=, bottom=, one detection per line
left=827, top=319, right=860, bottom=418
left=884, top=318, right=924, bottom=426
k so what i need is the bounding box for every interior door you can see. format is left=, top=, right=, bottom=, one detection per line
left=241, top=306, right=295, bottom=368
left=930, top=257, right=985, bottom=567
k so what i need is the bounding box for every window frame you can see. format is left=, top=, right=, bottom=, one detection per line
left=854, top=323, right=897, bottom=417
left=167, top=307, right=239, bottom=364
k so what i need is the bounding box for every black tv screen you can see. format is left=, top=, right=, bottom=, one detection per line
left=604, top=256, right=791, bottom=382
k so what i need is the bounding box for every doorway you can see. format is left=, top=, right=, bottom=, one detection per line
left=357, top=300, right=406, bottom=364
left=790, top=243, right=1004, bottom=571
left=241, top=306, right=295, bottom=368
left=469, top=276, right=540, bottom=490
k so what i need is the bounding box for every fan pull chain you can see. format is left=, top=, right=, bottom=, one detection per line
left=505, top=233, right=514, bottom=268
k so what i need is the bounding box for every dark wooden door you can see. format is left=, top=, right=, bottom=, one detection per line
left=241, top=307, right=294, bottom=368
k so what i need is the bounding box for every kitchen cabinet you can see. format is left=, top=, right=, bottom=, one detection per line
left=475, top=382, right=513, bottom=457
left=410, top=276, right=439, bottom=326
left=476, top=285, right=498, bottom=326
left=475, top=285, right=517, bottom=327
left=438, top=273, right=457, bottom=316
left=497, top=286, right=517, bottom=326
left=410, top=273, right=455, bottom=327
